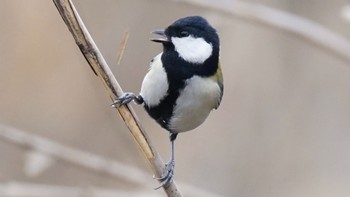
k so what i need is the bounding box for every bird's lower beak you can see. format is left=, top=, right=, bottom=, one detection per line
left=151, top=29, right=170, bottom=43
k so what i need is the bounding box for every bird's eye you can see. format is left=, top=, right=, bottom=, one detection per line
left=180, top=31, right=189, bottom=37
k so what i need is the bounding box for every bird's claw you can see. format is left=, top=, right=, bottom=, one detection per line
left=111, top=92, right=137, bottom=107
left=153, top=161, right=175, bottom=190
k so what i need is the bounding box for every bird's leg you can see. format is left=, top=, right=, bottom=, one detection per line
left=111, top=92, right=144, bottom=107
left=154, top=133, right=178, bottom=189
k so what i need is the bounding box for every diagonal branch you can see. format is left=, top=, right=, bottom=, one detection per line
left=52, top=0, right=182, bottom=196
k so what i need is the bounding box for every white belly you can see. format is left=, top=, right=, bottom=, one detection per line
left=169, top=76, right=221, bottom=132
left=140, top=53, right=168, bottom=107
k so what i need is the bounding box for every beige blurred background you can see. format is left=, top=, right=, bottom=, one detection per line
left=1, top=0, right=350, bottom=196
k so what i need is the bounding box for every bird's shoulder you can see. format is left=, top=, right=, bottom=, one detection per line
left=210, top=62, right=223, bottom=109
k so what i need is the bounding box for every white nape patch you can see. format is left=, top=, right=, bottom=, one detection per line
left=171, top=36, right=213, bottom=64
left=169, top=76, right=221, bottom=132
left=140, top=53, right=169, bottom=107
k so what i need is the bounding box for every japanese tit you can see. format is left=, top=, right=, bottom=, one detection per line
left=113, top=15, right=223, bottom=188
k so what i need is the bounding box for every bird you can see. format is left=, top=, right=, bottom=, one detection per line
left=112, top=15, right=223, bottom=189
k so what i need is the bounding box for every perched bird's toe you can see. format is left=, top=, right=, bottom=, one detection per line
left=111, top=92, right=136, bottom=107
left=153, top=161, right=175, bottom=189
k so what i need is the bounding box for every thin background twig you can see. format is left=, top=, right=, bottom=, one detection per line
left=117, top=31, right=129, bottom=65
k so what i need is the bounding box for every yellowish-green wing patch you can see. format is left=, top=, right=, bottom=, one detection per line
left=210, top=62, right=224, bottom=109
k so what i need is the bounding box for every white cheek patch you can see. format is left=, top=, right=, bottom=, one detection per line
left=171, top=36, right=213, bottom=64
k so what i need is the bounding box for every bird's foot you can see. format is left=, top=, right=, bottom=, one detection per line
left=153, top=160, right=175, bottom=190
left=111, top=92, right=142, bottom=107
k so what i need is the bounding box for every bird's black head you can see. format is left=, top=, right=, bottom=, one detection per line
left=152, top=16, right=220, bottom=64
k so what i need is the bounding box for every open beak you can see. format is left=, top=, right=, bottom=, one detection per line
left=151, top=29, right=170, bottom=43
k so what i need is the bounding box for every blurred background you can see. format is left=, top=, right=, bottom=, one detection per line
left=1, top=0, right=350, bottom=196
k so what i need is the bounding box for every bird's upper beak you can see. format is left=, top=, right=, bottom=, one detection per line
left=151, top=29, right=170, bottom=43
